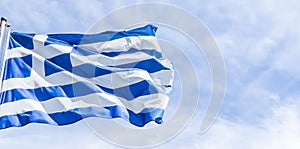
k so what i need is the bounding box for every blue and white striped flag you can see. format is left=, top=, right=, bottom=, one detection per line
left=0, top=25, right=174, bottom=129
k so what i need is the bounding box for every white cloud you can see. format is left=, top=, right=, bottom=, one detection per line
left=152, top=98, right=300, bottom=149
left=182, top=0, right=300, bottom=122
left=194, top=98, right=300, bottom=149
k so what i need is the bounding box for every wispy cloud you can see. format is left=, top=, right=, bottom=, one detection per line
left=194, top=98, right=300, bottom=149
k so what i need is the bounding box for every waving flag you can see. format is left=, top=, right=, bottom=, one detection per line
left=0, top=25, right=174, bottom=129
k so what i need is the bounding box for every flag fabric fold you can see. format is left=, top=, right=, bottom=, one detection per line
left=0, top=25, right=174, bottom=129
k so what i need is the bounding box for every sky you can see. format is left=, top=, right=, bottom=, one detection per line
left=1, top=0, right=300, bottom=148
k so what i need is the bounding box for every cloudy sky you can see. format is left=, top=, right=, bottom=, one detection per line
left=0, top=0, right=300, bottom=148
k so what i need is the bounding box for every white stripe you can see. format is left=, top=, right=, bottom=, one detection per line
left=5, top=47, right=30, bottom=59
left=42, top=92, right=168, bottom=114
left=0, top=99, right=46, bottom=117
left=91, top=69, right=153, bottom=89
left=70, top=51, right=157, bottom=67
left=0, top=93, right=168, bottom=117
left=151, top=69, right=174, bottom=86
left=78, top=36, right=161, bottom=53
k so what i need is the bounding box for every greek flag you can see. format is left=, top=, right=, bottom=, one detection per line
left=0, top=24, right=174, bottom=129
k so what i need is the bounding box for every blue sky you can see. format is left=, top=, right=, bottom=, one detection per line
left=1, top=0, right=300, bottom=148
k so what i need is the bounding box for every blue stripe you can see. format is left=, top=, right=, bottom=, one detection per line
left=0, top=106, right=164, bottom=129
left=42, top=52, right=165, bottom=77
left=0, top=79, right=158, bottom=103
left=72, top=63, right=112, bottom=78
left=72, top=46, right=97, bottom=56
left=101, top=48, right=162, bottom=59
left=73, top=46, right=162, bottom=59
left=1, top=85, right=68, bottom=103
left=114, top=58, right=170, bottom=73
left=44, top=24, right=157, bottom=46
left=45, top=34, right=83, bottom=46
left=4, top=55, right=32, bottom=80
left=44, top=58, right=112, bottom=78
left=62, top=81, right=104, bottom=97
left=0, top=82, right=102, bottom=103
left=97, top=80, right=158, bottom=101
left=5, top=54, right=168, bottom=79
left=0, top=110, right=57, bottom=129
